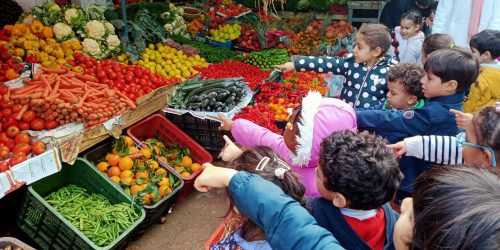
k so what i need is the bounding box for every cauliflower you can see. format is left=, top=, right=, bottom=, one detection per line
left=106, top=35, right=121, bottom=50
left=82, top=38, right=102, bottom=58
left=46, top=2, right=61, bottom=14
left=104, top=22, right=115, bottom=34
left=164, top=23, right=174, bottom=33
left=53, top=23, right=75, bottom=41
left=85, top=20, right=106, bottom=40
left=64, top=8, right=86, bottom=27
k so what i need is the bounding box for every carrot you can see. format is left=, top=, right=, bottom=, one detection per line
left=60, top=96, right=78, bottom=104
left=11, top=85, right=41, bottom=94
left=39, top=66, right=66, bottom=74
left=75, top=74, right=96, bottom=82
left=50, top=80, right=60, bottom=96
left=46, top=93, right=59, bottom=101
left=40, top=75, right=50, bottom=87
left=42, top=86, right=50, bottom=98
left=60, top=72, right=76, bottom=78
left=119, top=97, right=136, bottom=110
left=15, top=105, right=29, bottom=120
left=3, top=86, right=10, bottom=102
left=33, top=72, right=42, bottom=80
left=128, top=152, right=144, bottom=159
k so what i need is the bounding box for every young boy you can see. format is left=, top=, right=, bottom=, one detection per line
left=463, top=29, right=500, bottom=113
left=356, top=48, right=480, bottom=202
left=310, top=130, right=402, bottom=250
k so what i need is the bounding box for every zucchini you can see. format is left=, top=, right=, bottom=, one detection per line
left=186, top=81, right=237, bottom=100
left=200, top=99, right=210, bottom=108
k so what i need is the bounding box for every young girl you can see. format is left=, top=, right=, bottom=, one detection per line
left=388, top=11, right=425, bottom=63
left=210, top=146, right=305, bottom=250
left=277, top=23, right=398, bottom=109
left=219, top=91, right=357, bottom=196
left=421, top=33, right=454, bottom=64
left=388, top=105, right=499, bottom=168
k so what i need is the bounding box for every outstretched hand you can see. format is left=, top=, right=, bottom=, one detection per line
left=218, top=113, right=234, bottom=131
left=275, top=62, right=295, bottom=73
left=194, top=163, right=238, bottom=192
left=387, top=141, right=407, bottom=158
left=450, top=109, right=473, bottom=131
left=219, top=135, right=243, bottom=162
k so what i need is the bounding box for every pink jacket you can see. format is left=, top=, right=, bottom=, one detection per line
left=232, top=97, right=357, bottom=196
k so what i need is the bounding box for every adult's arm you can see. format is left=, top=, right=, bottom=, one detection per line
left=432, top=0, right=452, bottom=34
left=229, top=172, right=345, bottom=250
left=487, top=0, right=500, bottom=30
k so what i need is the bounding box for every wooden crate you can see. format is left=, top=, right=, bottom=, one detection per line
left=78, top=85, right=174, bottom=152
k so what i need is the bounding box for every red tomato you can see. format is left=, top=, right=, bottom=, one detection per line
left=2, top=109, right=12, bottom=118
left=21, top=110, right=36, bottom=122
left=0, top=148, right=10, bottom=160
left=96, top=71, right=106, bottom=80
left=108, top=72, right=117, bottom=80
left=14, top=133, right=30, bottom=144
left=0, top=100, right=13, bottom=109
left=3, top=139, right=14, bottom=150
left=124, top=73, right=133, bottom=82
left=0, top=161, right=8, bottom=172
left=45, top=120, right=58, bottom=129
left=0, top=133, right=9, bottom=143
left=12, top=104, right=23, bottom=113
left=18, top=121, right=30, bottom=131
left=30, top=118, right=45, bottom=131
left=6, top=126, right=19, bottom=138
left=13, top=143, right=30, bottom=155
left=8, top=153, right=27, bottom=166
left=31, top=141, right=46, bottom=155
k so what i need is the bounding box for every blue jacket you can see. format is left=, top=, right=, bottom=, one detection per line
left=356, top=93, right=464, bottom=192
left=229, top=172, right=345, bottom=250
left=310, top=198, right=399, bottom=250
left=294, top=54, right=398, bottom=109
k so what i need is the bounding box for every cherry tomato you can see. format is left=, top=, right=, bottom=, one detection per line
left=96, top=71, right=106, bottom=80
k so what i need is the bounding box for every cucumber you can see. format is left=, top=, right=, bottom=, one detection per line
left=200, top=99, right=210, bottom=108
left=186, top=81, right=238, bottom=100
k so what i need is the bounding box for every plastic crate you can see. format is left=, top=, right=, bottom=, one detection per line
left=82, top=139, right=184, bottom=236
left=0, top=237, right=36, bottom=250
left=164, top=112, right=230, bottom=153
left=204, top=211, right=243, bottom=250
left=17, top=158, right=145, bottom=250
left=127, top=114, right=213, bottom=203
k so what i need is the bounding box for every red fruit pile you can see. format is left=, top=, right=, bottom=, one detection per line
left=196, top=60, right=268, bottom=89
left=0, top=124, right=46, bottom=172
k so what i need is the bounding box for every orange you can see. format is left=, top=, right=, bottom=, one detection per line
left=152, top=145, right=161, bottom=155
left=159, top=185, right=172, bottom=197
left=174, top=166, right=185, bottom=173
left=158, top=156, right=167, bottom=163
left=130, top=184, right=146, bottom=195
left=158, top=177, right=170, bottom=186
left=120, top=177, right=133, bottom=186
left=181, top=156, right=192, bottom=168
left=123, top=136, right=134, bottom=146
left=140, top=148, right=152, bottom=159
left=180, top=171, right=191, bottom=178
left=107, top=166, right=121, bottom=177
left=110, top=176, right=120, bottom=184
left=107, top=154, right=120, bottom=166
left=96, top=162, right=110, bottom=172
left=134, top=171, right=149, bottom=180
left=146, top=159, right=159, bottom=169
left=120, top=169, right=133, bottom=179
left=155, top=168, right=167, bottom=176
left=190, top=163, right=202, bottom=172
left=119, top=157, right=133, bottom=171
left=128, top=146, right=139, bottom=155
left=142, top=193, right=152, bottom=205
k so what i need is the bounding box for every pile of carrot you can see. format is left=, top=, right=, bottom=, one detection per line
left=9, top=66, right=137, bottom=130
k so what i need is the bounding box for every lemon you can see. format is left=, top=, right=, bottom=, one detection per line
left=148, top=44, right=155, bottom=49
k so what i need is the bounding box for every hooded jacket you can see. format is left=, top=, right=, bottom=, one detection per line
left=388, top=26, right=425, bottom=63
left=294, top=54, right=398, bottom=109
left=463, top=63, right=500, bottom=113
left=231, top=93, right=357, bottom=196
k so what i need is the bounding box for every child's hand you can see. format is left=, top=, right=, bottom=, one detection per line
left=387, top=141, right=407, bottom=158
left=219, top=135, right=243, bottom=162
left=275, top=62, right=295, bottom=73
left=393, top=198, right=414, bottom=250
left=450, top=109, right=473, bottom=130
left=194, top=163, right=238, bottom=192
left=218, top=113, right=234, bottom=131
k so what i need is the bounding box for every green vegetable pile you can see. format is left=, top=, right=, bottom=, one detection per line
left=171, top=35, right=241, bottom=63
left=243, top=49, right=290, bottom=71
left=170, top=76, right=247, bottom=112
left=45, top=185, right=139, bottom=247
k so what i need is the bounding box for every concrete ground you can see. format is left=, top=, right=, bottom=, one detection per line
left=127, top=189, right=229, bottom=249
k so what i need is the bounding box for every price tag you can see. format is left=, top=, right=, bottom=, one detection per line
left=0, top=173, right=11, bottom=199
left=103, top=115, right=124, bottom=131
left=10, top=148, right=62, bottom=185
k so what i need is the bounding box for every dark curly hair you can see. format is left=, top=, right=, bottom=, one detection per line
left=319, top=130, right=403, bottom=210
left=411, top=165, right=500, bottom=249
left=227, top=146, right=306, bottom=241
left=388, top=63, right=424, bottom=98
left=474, top=107, right=500, bottom=164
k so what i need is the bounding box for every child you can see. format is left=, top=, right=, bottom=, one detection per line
left=463, top=29, right=500, bottom=113
left=388, top=106, right=499, bottom=167
left=421, top=33, right=454, bottom=64
left=356, top=48, right=480, bottom=201
left=277, top=23, right=398, bottom=109
left=210, top=146, right=305, bottom=250
left=388, top=12, right=425, bottom=63
left=219, top=91, right=357, bottom=196
left=311, top=130, right=402, bottom=250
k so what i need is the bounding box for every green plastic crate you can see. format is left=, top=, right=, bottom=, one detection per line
left=17, top=158, right=146, bottom=250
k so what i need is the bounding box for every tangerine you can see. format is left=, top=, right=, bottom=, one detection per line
left=180, top=171, right=191, bottom=178
left=107, top=154, right=121, bottom=166
left=134, top=171, right=149, bottom=180
left=120, top=177, right=133, bottom=186
left=120, top=169, right=133, bottom=179
left=181, top=156, right=193, bottom=168
left=110, top=176, right=120, bottom=184
left=158, top=177, right=170, bottom=186
left=130, top=184, right=146, bottom=195
left=155, top=168, right=167, bottom=176
left=147, top=159, right=159, bottom=169
left=107, top=166, right=121, bottom=177
left=96, top=162, right=109, bottom=172
left=174, top=166, right=185, bottom=173
left=190, top=163, right=202, bottom=172
left=123, top=136, right=134, bottom=146
left=159, top=185, right=172, bottom=197
left=119, top=157, right=133, bottom=171
left=128, top=146, right=139, bottom=154
left=140, top=148, right=152, bottom=159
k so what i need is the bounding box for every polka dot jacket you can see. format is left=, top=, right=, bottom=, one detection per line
left=294, top=54, right=398, bottom=109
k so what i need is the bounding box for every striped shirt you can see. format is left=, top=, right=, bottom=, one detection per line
left=404, top=135, right=464, bottom=165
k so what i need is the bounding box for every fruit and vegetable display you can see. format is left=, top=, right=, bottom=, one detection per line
left=142, top=138, right=202, bottom=177
left=196, top=60, right=268, bottom=89
left=242, top=49, right=290, bottom=71
left=207, top=23, right=241, bottom=43
left=170, top=76, right=248, bottom=112
left=45, top=185, right=140, bottom=247
left=0, top=45, right=24, bottom=82
left=95, top=136, right=182, bottom=205
left=170, top=35, right=240, bottom=63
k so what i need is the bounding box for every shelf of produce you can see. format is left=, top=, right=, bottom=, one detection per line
left=277, top=11, right=347, bottom=20
left=78, top=85, right=175, bottom=153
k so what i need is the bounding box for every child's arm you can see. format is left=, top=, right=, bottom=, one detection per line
left=356, top=109, right=430, bottom=135
left=463, top=75, right=492, bottom=113
left=389, top=135, right=464, bottom=165
left=277, top=56, right=350, bottom=76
